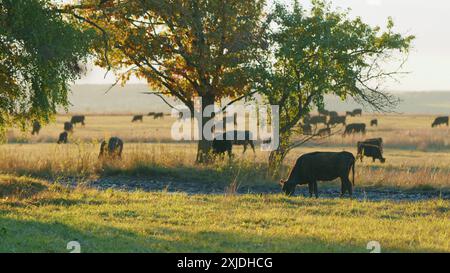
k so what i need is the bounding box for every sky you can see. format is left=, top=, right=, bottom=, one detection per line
left=75, top=0, right=450, bottom=92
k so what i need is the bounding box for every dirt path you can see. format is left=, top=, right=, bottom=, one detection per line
left=88, top=176, right=450, bottom=201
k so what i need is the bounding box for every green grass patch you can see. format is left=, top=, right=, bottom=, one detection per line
left=0, top=176, right=449, bottom=253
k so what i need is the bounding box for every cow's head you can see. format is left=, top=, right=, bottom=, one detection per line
left=279, top=179, right=296, bottom=196
left=380, top=157, right=386, bottom=163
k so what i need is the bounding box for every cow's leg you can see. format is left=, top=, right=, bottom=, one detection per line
left=342, top=175, right=353, bottom=197
left=242, top=143, right=247, bottom=154
left=227, top=149, right=233, bottom=160
left=308, top=182, right=314, bottom=198
left=312, top=180, right=319, bottom=198
left=340, top=179, right=346, bottom=197
left=250, top=141, right=256, bottom=154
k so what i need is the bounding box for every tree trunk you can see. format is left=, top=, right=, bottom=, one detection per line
left=268, top=134, right=291, bottom=178
left=196, top=95, right=215, bottom=163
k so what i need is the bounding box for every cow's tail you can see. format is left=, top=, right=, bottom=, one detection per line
left=352, top=159, right=355, bottom=186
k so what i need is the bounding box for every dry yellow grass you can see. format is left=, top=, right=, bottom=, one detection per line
left=7, top=113, right=450, bottom=151
left=1, top=113, right=450, bottom=190
left=0, top=142, right=449, bottom=190
left=1, top=114, right=449, bottom=253
left=7, top=114, right=178, bottom=143
left=1, top=175, right=449, bottom=252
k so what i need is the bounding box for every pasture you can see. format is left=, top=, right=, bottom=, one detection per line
left=1, top=113, right=450, bottom=252
left=0, top=175, right=449, bottom=252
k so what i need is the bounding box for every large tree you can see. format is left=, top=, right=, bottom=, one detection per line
left=0, top=0, right=92, bottom=137
left=253, top=1, right=414, bottom=175
left=64, top=0, right=266, bottom=162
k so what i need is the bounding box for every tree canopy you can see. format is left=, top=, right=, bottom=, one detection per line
left=65, top=0, right=267, bottom=161
left=0, top=0, right=92, bottom=137
left=62, top=0, right=414, bottom=164
left=68, top=0, right=266, bottom=110
left=252, top=0, right=414, bottom=174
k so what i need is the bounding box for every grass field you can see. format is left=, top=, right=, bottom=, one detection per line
left=7, top=114, right=450, bottom=152
left=0, top=176, right=449, bottom=253
left=2, top=113, right=450, bottom=190
left=1, top=113, right=450, bottom=252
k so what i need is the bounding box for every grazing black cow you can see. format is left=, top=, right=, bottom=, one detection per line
left=280, top=151, right=355, bottom=198
left=132, top=115, right=143, bottom=122
left=328, top=115, right=346, bottom=126
left=343, top=123, right=366, bottom=136
left=99, top=137, right=124, bottom=159
left=306, top=115, right=327, bottom=126
left=153, top=112, right=164, bottom=119
left=352, top=109, right=362, bottom=116
left=432, top=116, right=449, bottom=128
left=370, top=119, right=378, bottom=127
left=359, top=137, right=383, bottom=150
left=57, top=131, right=68, bottom=144
left=317, top=127, right=331, bottom=136
left=64, top=122, right=73, bottom=133
left=223, top=130, right=255, bottom=154
left=31, top=121, right=41, bottom=135
left=346, top=111, right=355, bottom=117
left=212, top=135, right=233, bottom=159
left=301, top=123, right=312, bottom=135
left=71, top=115, right=85, bottom=126
left=357, top=138, right=385, bottom=163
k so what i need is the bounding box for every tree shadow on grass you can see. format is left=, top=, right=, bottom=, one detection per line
left=0, top=217, right=441, bottom=253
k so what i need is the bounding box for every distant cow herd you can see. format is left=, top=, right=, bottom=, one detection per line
left=301, top=108, right=368, bottom=136
left=28, top=110, right=450, bottom=198
left=28, top=112, right=171, bottom=160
